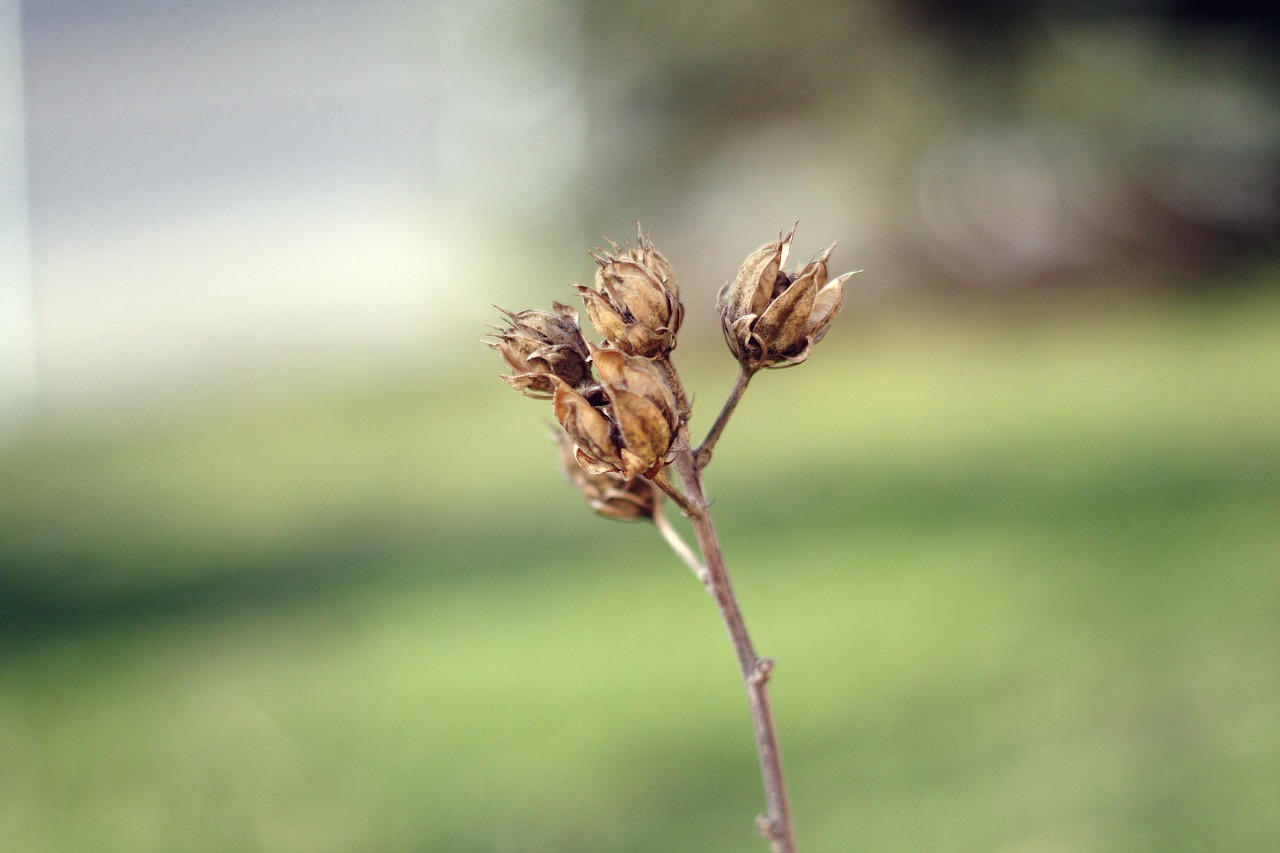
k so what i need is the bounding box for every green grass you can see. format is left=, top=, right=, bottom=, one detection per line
left=2, top=287, right=1278, bottom=852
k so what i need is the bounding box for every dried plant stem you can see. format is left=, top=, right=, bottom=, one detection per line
left=651, top=469, right=699, bottom=518
left=672, top=453, right=797, bottom=853
left=494, top=224, right=858, bottom=852
left=694, top=366, right=757, bottom=470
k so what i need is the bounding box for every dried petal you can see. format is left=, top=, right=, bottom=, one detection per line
left=500, top=303, right=583, bottom=348
left=719, top=225, right=796, bottom=324
left=635, top=228, right=677, bottom=295
left=498, top=371, right=557, bottom=395
left=577, top=287, right=628, bottom=343
left=573, top=447, right=614, bottom=476
left=553, top=381, right=621, bottom=472
left=598, top=260, right=669, bottom=329
left=618, top=324, right=666, bottom=358
left=807, top=273, right=851, bottom=342
left=722, top=246, right=776, bottom=322
left=753, top=274, right=816, bottom=357
left=592, top=346, right=663, bottom=395
left=609, top=387, right=672, bottom=477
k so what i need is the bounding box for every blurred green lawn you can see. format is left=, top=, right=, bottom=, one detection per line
left=2, top=285, right=1278, bottom=852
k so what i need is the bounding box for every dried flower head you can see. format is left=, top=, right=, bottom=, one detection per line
left=551, top=346, right=684, bottom=480
left=553, top=429, right=660, bottom=520
left=488, top=302, right=593, bottom=397
left=718, top=225, right=856, bottom=370
left=575, top=229, right=683, bottom=358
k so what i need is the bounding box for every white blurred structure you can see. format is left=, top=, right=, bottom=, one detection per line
left=7, top=0, right=585, bottom=431
left=1, top=0, right=35, bottom=433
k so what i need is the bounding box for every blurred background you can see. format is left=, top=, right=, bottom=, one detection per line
left=2, top=1, right=1277, bottom=851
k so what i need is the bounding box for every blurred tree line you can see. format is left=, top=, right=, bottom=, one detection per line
left=563, top=0, right=1279, bottom=298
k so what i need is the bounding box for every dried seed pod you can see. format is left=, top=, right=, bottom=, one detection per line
left=549, top=345, right=684, bottom=480
left=553, top=429, right=659, bottom=521
left=592, top=346, right=684, bottom=478
left=717, top=226, right=856, bottom=370
left=488, top=302, right=592, bottom=397
left=575, top=228, right=683, bottom=357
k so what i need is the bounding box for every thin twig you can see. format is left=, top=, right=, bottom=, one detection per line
left=694, top=366, right=756, bottom=470
left=675, top=454, right=796, bottom=853
left=652, top=508, right=709, bottom=587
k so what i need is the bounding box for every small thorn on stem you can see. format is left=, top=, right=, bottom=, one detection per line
left=756, top=813, right=780, bottom=841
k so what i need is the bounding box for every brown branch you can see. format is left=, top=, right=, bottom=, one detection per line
left=650, top=468, right=699, bottom=518
left=694, top=366, right=756, bottom=471
left=675, top=458, right=796, bottom=853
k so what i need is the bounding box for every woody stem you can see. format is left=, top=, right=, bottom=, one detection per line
left=650, top=469, right=699, bottom=517
left=694, top=366, right=756, bottom=471
left=676, top=453, right=796, bottom=853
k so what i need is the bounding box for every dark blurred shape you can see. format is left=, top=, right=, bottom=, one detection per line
left=893, top=0, right=1280, bottom=289
left=906, top=0, right=1280, bottom=46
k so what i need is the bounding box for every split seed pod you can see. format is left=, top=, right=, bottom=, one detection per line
left=592, top=346, right=683, bottom=478
left=488, top=302, right=593, bottom=397
left=551, top=346, right=683, bottom=480
left=717, top=225, right=856, bottom=370
left=575, top=229, right=683, bottom=357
